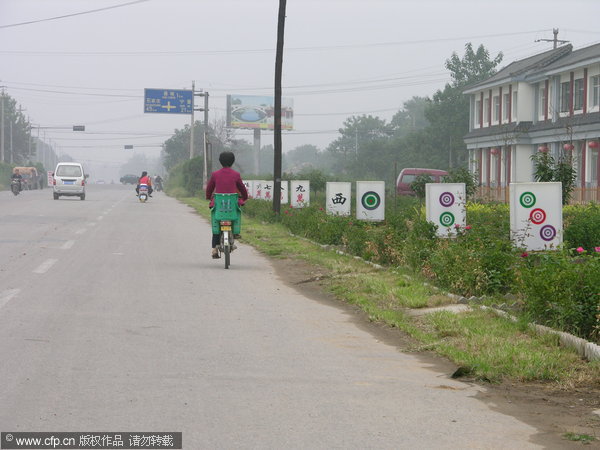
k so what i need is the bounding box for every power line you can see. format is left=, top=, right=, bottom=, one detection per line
left=0, top=29, right=551, bottom=54
left=0, top=0, right=150, bottom=29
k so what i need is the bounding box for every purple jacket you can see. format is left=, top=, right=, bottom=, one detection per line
left=205, top=167, right=248, bottom=207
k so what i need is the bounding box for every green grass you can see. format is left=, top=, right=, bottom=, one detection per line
left=179, top=195, right=600, bottom=386
left=563, top=432, right=597, bottom=443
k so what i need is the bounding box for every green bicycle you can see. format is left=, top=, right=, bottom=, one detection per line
left=211, top=193, right=242, bottom=269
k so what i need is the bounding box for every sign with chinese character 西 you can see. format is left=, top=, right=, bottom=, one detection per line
left=326, top=182, right=351, bottom=216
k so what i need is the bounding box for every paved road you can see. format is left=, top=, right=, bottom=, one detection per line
left=0, top=185, right=544, bottom=449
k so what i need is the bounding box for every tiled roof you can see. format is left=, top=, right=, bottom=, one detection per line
left=464, top=122, right=532, bottom=140
left=464, top=45, right=572, bottom=92
left=532, top=42, right=600, bottom=75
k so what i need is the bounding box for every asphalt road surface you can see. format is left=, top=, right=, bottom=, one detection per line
left=0, top=184, right=547, bottom=449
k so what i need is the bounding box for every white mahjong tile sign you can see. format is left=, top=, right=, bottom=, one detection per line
left=510, top=182, right=562, bottom=251
left=291, top=180, right=310, bottom=208
left=425, top=183, right=466, bottom=237
left=356, top=181, right=385, bottom=221
left=280, top=180, right=289, bottom=204
left=243, top=180, right=254, bottom=198
left=326, top=182, right=351, bottom=216
left=253, top=180, right=268, bottom=200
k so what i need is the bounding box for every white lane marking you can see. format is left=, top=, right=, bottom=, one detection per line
left=97, top=216, right=104, bottom=221
left=0, top=289, right=20, bottom=310
left=88, top=222, right=96, bottom=227
left=33, top=259, right=58, bottom=274
left=75, top=228, right=86, bottom=235
left=61, top=240, right=75, bottom=250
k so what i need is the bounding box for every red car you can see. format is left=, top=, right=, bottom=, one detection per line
left=396, top=168, right=448, bottom=196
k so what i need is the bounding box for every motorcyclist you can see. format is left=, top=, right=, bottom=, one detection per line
left=205, top=151, right=248, bottom=259
left=136, top=171, right=153, bottom=197
left=11, top=169, right=23, bottom=191
left=154, top=175, right=163, bottom=192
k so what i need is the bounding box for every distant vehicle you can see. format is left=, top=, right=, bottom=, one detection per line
left=96, top=179, right=105, bottom=184
left=53, top=162, right=86, bottom=200
left=396, top=168, right=448, bottom=196
left=11, top=179, right=21, bottom=196
left=13, top=166, right=43, bottom=190
left=120, top=174, right=138, bottom=185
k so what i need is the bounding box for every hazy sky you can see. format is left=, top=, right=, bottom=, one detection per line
left=1, top=0, right=599, bottom=180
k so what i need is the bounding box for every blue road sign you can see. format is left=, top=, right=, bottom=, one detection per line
left=144, top=88, right=193, bottom=115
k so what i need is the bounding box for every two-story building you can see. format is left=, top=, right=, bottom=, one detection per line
left=463, top=43, right=600, bottom=202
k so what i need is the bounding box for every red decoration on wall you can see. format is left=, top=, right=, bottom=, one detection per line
left=538, top=146, right=549, bottom=153
left=490, top=148, right=500, bottom=155
left=563, top=143, right=575, bottom=151
left=589, top=141, right=599, bottom=149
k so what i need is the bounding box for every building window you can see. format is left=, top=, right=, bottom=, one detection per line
left=475, top=100, right=481, bottom=126
left=493, top=96, right=500, bottom=122
left=538, top=86, right=546, bottom=118
left=512, top=92, right=518, bottom=119
left=591, top=75, right=600, bottom=108
left=484, top=98, right=490, bottom=124
left=560, top=81, right=570, bottom=112
left=503, top=93, right=510, bottom=121
left=574, top=78, right=584, bottom=110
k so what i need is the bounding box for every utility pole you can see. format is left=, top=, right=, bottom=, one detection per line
left=27, top=117, right=32, bottom=160
left=535, top=28, right=569, bottom=49
left=9, top=121, right=13, bottom=164
left=1, top=87, right=5, bottom=163
left=203, top=91, right=210, bottom=174
left=191, top=84, right=209, bottom=187
left=190, top=81, right=195, bottom=160
left=273, top=0, right=287, bottom=214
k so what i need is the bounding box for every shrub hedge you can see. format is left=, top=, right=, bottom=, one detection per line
left=241, top=197, right=600, bottom=342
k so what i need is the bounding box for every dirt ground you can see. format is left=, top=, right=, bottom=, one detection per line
left=274, top=257, right=600, bottom=448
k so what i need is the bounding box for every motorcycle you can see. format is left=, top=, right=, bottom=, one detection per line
left=211, top=193, right=242, bottom=269
left=138, top=184, right=149, bottom=203
left=11, top=179, right=21, bottom=196
left=154, top=179, right=163, bottom=192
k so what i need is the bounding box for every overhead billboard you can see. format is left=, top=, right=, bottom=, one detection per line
left=226, top=95, right=293, bottom=130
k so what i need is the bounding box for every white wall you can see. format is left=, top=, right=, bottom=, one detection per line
left=513, top=144, right=534, bottom=182
left=515, top=82, right=534, bottom=121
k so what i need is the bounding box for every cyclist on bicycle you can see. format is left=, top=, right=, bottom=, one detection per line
left=205, top=151, right=248, bottom=258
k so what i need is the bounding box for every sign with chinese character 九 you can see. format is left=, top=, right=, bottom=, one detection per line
left=510, top=182, right=562, bottom=251
left=326, top=182, right=351, bottom=216
left=356, top=181, right=385, bottom=221
left=243, top=180, right=254, bottom=199
left=280, top=180, right=289, bottom=204
left=425, top=183, right=466, bottom=238
left=290, top=180, right=310, bottom=208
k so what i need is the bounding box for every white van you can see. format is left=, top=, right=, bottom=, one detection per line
left=53, top=162, right=86, bottom=200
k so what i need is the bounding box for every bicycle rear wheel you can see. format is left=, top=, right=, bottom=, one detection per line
left=224, top=244, right=230, bottom=269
